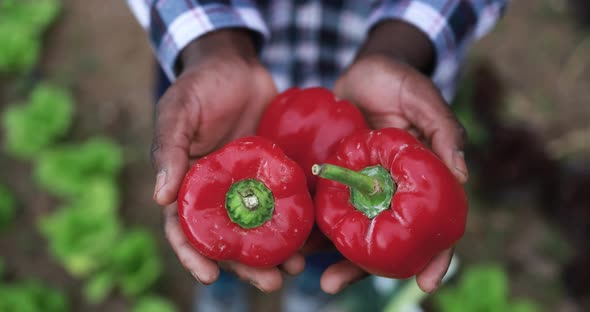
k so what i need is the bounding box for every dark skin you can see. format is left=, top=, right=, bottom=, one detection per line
left=152, top=21, right=468, bottom=294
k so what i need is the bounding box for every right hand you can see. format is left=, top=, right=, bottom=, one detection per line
left=151, top=29, right=304, bottom=292
left=319, top=20, right=469, bottom=295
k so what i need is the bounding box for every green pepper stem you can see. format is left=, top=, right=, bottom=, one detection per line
left=226, top=179, right=275, bottom=229
left=312, top=164, right=378, bottom=196
left=312, top=163, right=396, bottom=219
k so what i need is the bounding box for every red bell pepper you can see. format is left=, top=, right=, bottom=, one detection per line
left=256, top=87, right=368, bottom=193
left=313, top=128, right=467, bottom=278
left=177, top=136, right=314, bottom=267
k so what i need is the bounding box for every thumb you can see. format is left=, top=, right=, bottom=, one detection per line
left=151, top=97, right=193, bottom=206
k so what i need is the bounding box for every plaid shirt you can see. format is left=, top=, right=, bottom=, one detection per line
left=127, top=0, right=507, bottom=101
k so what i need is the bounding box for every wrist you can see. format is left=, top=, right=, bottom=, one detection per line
left=178, top=28, right=259, bottom=72
left=355, top=20, right=435, bottom=75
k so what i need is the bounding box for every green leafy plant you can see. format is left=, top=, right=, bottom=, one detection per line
left=0, top=0, right=61, bottom=73
left=84, top=229, right=162, bottom=303
left=2, top=84, right=73, bottom=159
left=38, top=179, right=120, bottom=277
left=0, top=22, right=40, bottom=74
left=34, top=137, right=123, bottom=198
left=132, top=295, right=178, bottom=312
left=110, top=229, right=162, bottom=297
left=36, top=138, right=123, bottom=277
left=1, top=1, right=171, bottom=308
left=33, top=134, right=166, bottom=304
left=0, top=185, right=16, bottom=231
left=39, top=200, right=121, bottom=277
left=0, top=280, right=69, bottom=312
left=434, top=264, right=539, bottom=312
left=0, top=260, right=69, bottom=312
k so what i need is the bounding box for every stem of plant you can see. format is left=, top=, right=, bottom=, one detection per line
left=312, top=163, right=396, bottom=218
left=225, top=179, right=275, bottom=228
left=312, top=164, right=379, bottom=195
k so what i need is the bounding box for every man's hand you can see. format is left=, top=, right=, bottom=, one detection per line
left=151, top=29, right=304, bottom=292
left=321, top=21, right=468, bottom=295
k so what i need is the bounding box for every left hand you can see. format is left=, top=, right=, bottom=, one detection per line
left=320, top=53, right=468, bottom=294
left=151, top=30, right=303, bottom=293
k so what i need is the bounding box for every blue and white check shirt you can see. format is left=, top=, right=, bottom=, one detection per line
left=127, top=0, right=507, bottom=101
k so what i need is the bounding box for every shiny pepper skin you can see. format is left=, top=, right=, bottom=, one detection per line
left=256, top=87, right=369, bottom=193
left=314, top=128, right=468, bottom=278
left=177, top=136, right=314, bottom=268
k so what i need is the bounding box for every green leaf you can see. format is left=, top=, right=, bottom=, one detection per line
left=34, top=137, right=123, bottom=198
left=0, top=22, right=39, bottom=73
left=22, top=0, right=61, bottom=32
left=38, top=177, right=121, bottom=275
left=38, top=202, right=121, bottom=277
left=23, top=281, right=70, bottom=312
left=0, top=185, right=16, bottom=230
left=509, top=300, right=540, bottom=312
left=0, top=284, right=38, bottom=312
left=460, top=265, right=508, bottom=309
left=132, top=295, right=178, bottom=312
left=110, top=229, right=162, bottom=297
left=435, top=288, right=465, bottom=312
left=77, top=178, right=120, bottom=214
left=435, top=265, right=508, bottom=312
left=433, top=264, right=538, bottom=312
left=0, top=0, right=61, bottom=73
left=0, top=280, right=69, bottom=312
left=2, top=84, right=73, bottom=158
left=84, top=272, right=114, bottom=304
left=0, top=0, right=61, bottom=32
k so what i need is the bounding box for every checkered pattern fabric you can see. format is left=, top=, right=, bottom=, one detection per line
left=127, top=0, right=507, bottom=101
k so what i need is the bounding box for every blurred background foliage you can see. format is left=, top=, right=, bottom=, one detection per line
left=1, top=0, right=589, bottom=311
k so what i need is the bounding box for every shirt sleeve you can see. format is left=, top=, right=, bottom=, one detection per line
left=126, top=0, right=269, bottom=81
left=367, top=0, right=508, bottom=101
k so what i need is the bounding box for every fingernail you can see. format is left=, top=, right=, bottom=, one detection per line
left=250, top=279, right=267, bottom=293
left=191, top=271, right=202, bottom=283
left=153, top=170, right=167, bottom=201
left=429, top=280, right=442, bottom=293
left=453, top=151, right=468, bottom=182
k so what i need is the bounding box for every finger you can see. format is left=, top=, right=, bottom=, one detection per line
left=428, top=119, right=468, bottom=184
left=279, top=253, right=305, bottom=275
left=366, top=113, right=411, bottom=130
left=151, top=89, right=195, bottom=205
left=407, top=127, right=421, bottom=139
left=401, top=78, right=468, bottom=183
left=416, top=248, right=454, bottom=293
left=163, top=204, right=219, bottom=284
left=320, top=260, right=368, bottom=294
left=220, top=262, right=283, bottom=293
